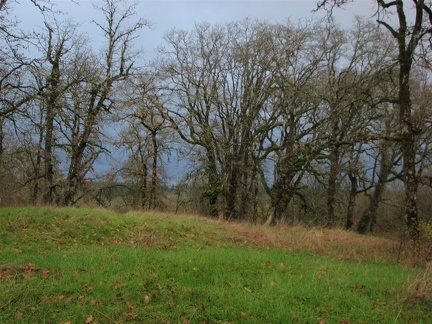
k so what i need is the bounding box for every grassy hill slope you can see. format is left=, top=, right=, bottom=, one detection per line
left=0, top=207, right=430, bottom=323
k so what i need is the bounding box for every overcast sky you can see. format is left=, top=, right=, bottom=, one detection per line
left=12, top=0, right=377, bottom=59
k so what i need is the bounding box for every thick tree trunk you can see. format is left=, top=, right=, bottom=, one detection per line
left=345, top=172, right=357, bottom=230
left=206, top=150, right=220, bottom=218
left=357, top=144, right=390, bottom=234
left=399, top=58, right=419, bottom=238
left=63, top=119, right=93, bottom=205
left=224, top=166, right=239, bottom=220
left=268, top=182, right=295, bottom=226
left=63, top=162, right=80, bottom=205
left=63, top=97, right=100, bottom=205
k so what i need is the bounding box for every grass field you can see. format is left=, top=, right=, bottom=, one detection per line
left=0, top=207, right=431, bottom=323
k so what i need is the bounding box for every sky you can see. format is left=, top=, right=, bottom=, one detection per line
left=12, top=0, right=377, bottom=59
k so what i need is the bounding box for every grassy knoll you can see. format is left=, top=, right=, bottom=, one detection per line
left=0, top=207, right=430, bottom=323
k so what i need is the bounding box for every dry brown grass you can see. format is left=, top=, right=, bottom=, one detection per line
left=217, top=221, right=422, bottom=266
left=393, top=262, right=432, bottom=321
left=402, top=265, right=432, bottom=304
left=129, top=210, right=431, bottom=267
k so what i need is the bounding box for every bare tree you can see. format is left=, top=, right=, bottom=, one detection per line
left=117, top=73, right=171, bottom=210
left=0, top=0, right=40, bottom=204
left=261, top=21, right=325, bottom=225
left=60, top=0, right=147, bottom=205
left=317, top=0, right=432, bottom=237
left=159, top=20, right=279, bottom=219
left=28, top=19, right=85, bottom=204
left=309, top=18, right=397, bottom=227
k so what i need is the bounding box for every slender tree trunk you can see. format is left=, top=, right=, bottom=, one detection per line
left=0, top=117, right=3, bottom=166
left=139, top=158, right=147, bottom=210
left=0, top=118, right=4, bottom=206
left=150, top=130, right=158, bottom=209
left=326, top=145, right=339, bottom=228
left=251, top=177, right=259, bottom=224
left=43, top=25, right=63, bottom=205
left=43, top=106, right=55, bottom=204
left=30, top=126, right=44, bottom=204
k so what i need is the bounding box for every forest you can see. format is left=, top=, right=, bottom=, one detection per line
left=1, top=0, right=432, bottom=238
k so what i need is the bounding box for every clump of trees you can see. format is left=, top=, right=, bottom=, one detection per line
left=1, top=0, right=432, bottom=238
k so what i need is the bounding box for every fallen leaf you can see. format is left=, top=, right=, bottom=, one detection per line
left=86, top=315, right=93, bottom=324
left=16, top=311, right=23, bottom=319
left=126, top=300, right=135, bottom=310
left=244, top=285, right=253, bottom=293
left=40, top=296, right=50, bottom=303
left=41, top=269, right=50, bottom=279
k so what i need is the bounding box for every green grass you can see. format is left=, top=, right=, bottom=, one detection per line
left=0, top=207, right=431, bottom=323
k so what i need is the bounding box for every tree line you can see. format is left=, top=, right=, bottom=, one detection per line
left=0, top=0, right=431, bottom=237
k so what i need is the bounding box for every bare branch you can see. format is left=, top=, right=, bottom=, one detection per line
left=0, top=0, right=6, bottom=11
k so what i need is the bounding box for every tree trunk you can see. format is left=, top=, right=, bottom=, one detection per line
left=30, top=126, right=44, bottom=205
left=63, top=163, right=80, bottom=205
left=224, top=165, right=239, bottom=220
left=399, top=56, right=419, bottom=238
left=326, top=145, right=339, bottom=228
left=0, top=118, right=3, bottom=205
left=206, top=150, right=220, bottom=218
left=63, top=113, right=95, bottom=205
left=139, top=158, right=147, bottom=210
left=270, top=185, right=295, bottom=226
left=150, top=130, right=158, bottom=209
left=345, top=171, right=357, bottom=230
left=43, top=24, right=64, bottom=205
left=43, top=104, right=55, bottom=204
left=357, top=144, right=390, bottom=234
